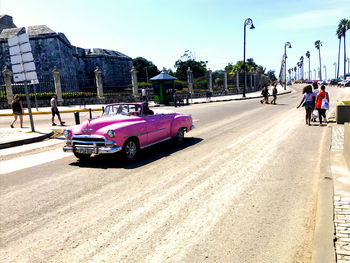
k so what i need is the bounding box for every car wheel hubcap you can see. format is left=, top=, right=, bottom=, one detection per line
left=126, top=141, right=137, bottom=158
left=177, top=129, right=184, bottom=141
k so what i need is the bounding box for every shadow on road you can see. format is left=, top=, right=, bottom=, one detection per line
left=69, top=137, right=203, bottom=169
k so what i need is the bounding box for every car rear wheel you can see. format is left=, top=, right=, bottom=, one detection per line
left=122, top=138, right=139, bottom=160
left=174, top=128, right=185, bottom=143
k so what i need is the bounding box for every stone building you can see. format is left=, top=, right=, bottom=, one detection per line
left=0, top=15, right=132, bottom=92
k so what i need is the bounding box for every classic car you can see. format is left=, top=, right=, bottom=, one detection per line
left=63, top=103, right=194, bottom=161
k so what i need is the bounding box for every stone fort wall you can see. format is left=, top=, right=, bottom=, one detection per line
left=0, top=15, right=132, bottom=91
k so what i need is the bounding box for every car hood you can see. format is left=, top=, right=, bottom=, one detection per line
left=75, top=115, right=144, bottom=134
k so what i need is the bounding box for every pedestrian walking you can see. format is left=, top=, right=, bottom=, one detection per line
left=141, top=87, right=148, bottom=102
left=260, top=85, right=269, bottom=104
left=270, top=83, right=278, bottom=104
left=50, top=93, right=65, bottom=126
left=10, top=94, right=24, bottom=128
left=173, top=90, right=177, bottom=107
left=315, top=85, right=329, bottom=126
left=311, top=82, right=320, bottom=122
left=297, top=85, right=315, bottom=126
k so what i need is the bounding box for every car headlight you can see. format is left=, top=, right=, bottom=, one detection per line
left=107, top=129, right=116, bottom=138
left=63, top=129, right=71, bottom=138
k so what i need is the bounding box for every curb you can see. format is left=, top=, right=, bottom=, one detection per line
left=0, top=130, right=54, bottom=149
left=312, top=126, right=336, bottom=263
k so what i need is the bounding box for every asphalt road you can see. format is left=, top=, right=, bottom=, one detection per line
left=0, top=86, right=348, bottom=262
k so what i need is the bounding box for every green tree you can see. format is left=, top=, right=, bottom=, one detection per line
left=314, top=40, right=322, bottom=80
left=174, top=50, right=207, bottom=81
left=132, top=57, right=159, bottom=81
left=224, top=58, right=265, bottom=74
left=337, top=18, right=350, bottom=78
left=266, top=70, right=277, bottom=82
left=306, top=51, right=310, bottom=80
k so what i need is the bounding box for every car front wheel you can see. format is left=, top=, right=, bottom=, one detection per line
left=175, top=128, right=185, bottom=143
left=122, top=138, right=139, bottom=160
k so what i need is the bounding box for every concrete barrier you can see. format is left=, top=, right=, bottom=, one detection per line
left=336, top=104, right=350, bottom=124
left=344, top=123, right=350, bottom=170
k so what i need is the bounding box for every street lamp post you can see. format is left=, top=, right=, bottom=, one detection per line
left=323, top=65, right=327, bottom=81
left=347, top=58, right=350, bottom=74
left=333, top=62, right=337, bottom=79
left=318, top=68, right=320, bottom=80
left=284, top=42, right=291, bottom=90
left=243, top=18, right=255, bottom=98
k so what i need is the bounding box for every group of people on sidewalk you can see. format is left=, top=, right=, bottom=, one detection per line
left=260, top=82, right=278, bottom=105
left=297, top=82, right=330, bottom=126
left=10, top=93, right=65, bottom=128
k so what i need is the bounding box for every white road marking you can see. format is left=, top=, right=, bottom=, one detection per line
left=0, top=149, right=72, bottom=174
left=227, top=131, right=256, bottom=149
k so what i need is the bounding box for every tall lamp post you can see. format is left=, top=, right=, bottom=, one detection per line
left=283, top=42, right=292, bottom=90
left=323, top=65, right=327, bottom=81
left=243, top=18, right=255, bottom=97
left=333, top=62, right=337, bottom=79
left=347, top=58, right=350, bottom=74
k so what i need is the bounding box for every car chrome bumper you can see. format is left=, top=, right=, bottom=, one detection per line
left=63, top=145, right=122, bottom=154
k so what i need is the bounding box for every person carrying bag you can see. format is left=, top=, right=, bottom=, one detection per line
left=315, top=85, right=329, bottom=125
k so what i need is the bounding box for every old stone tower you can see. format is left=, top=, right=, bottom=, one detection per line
left=0, top=15, right=132, bottom=91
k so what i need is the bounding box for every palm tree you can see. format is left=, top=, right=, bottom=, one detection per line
left=294, top=66, right=297, bottom=80
left=337, top=19, right=350, bottom=78
left=306, top=51, right=310, bottom=80
left=297, top=62, right=301, bottom=80
left=288, top=68, right=292, bottom=80
left=314, top=40, right=322, bottom=80
left=336, top=26, right=342, bottom=79
left=300, top=56, right=304, bottom=80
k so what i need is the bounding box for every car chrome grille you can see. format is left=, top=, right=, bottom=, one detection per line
left=72, top=135, right=106, bottom=147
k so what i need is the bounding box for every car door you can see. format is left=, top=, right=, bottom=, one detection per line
left=143, top=114, right=172, bottom=145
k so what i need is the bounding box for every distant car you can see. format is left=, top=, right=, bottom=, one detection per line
left=330, top=79, right=338, bottom=85
left=63, top=103, right=194, bottom=161
left=338, top=80, right=350, bottom=87
left=287, top=81, right=292, bottom=85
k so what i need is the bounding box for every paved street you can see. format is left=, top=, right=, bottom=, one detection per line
left=0, top=86, right=349, bottom=262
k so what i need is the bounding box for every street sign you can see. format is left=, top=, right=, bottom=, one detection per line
left=8, top=36, right=19, bottom=46
left=20, top=42, right=31, bottom=53
left=13, top=73, right=25, bottom=82
left=12, top=64, right=24, bottom=74
left=21, top=52, right=34, bottom=62
left=8, top=30, right=36, bottom=132
left=9, top=45, right=20, bottom=56
left=23, top=62, right=36, bottom=72
left=25, top=71, right=38, bottom=81
left=18, top=33, right=29, bottom=44
left=10, top=55, right=22, bottom=64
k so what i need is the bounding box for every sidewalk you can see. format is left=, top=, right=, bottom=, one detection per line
left=0, top=86, right=291, bottom=149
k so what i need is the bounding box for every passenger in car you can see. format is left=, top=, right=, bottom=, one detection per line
left=142, top=102, right=154, bottom=115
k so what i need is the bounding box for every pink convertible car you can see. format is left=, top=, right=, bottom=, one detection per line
left=63, top=103, right=194, bottom=161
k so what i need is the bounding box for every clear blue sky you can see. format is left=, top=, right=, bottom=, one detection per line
left=1, top=0, right=349, bottom=79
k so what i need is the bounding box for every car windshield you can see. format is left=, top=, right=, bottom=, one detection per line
left=104, top=104, right=141, bottom=116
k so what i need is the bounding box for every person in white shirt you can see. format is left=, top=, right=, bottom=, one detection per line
left=141, top=88, right=147, bottom=102
left=50, top=94, right=65, bottom=126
